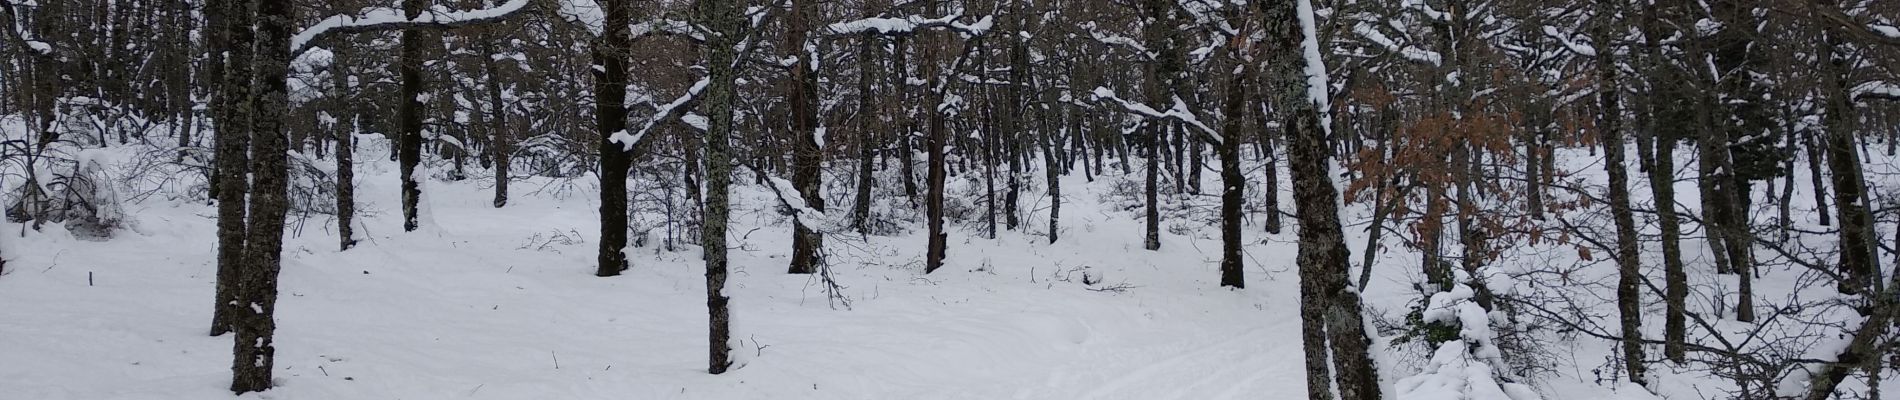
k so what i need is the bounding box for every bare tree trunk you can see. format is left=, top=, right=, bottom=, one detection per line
left=850, top=19, right=879, bottom=234
left=920, top=0, right=949, bottom=274
left=396, top=0, right=428, bottom=232
left=892, top=37, right=918, bottom=202
left=1819, top=31, right=1876, bottom=296
left=786, top=0, right=823, bottom=274
left=1217, top=63, right=1246, bottom=289
left=1805, top=127, right=1829, bottom=226
left=231, top=0, right=293, bottom=391
left=1595, top=14, right=1645, bottom=384
left=1261, top=0, right=1381, bottom=397
left=484, top=39, right=511, bottom=209
left=1640, top=2, right=1688, bottom=360
left=332, top=47, right=356, bottom=251
left=698, top=0, right=739, bottom=374
left=594, top=0, right=631, bottom=277
left=207, top=0, right=253, bottom=338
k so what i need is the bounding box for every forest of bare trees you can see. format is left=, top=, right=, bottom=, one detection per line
left=3, top=0, right=1899, bottom=398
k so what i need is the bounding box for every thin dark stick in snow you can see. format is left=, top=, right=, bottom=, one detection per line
left=551, top=351, right=559, bottom=369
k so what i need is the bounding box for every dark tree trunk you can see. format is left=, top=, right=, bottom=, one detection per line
left=698, top=0, right=739, bottom=374
left=332, top=52, right=356, bottom=252
left=207, top=0, right=254, bottom=338
left=892, top=37, right=918, bottom=202
left=1819, top=32, right=1876, bottom=296
left=595, top=0, right=632, bottom=277
left=1640, top=1, right=1688, bottom=360
left=231, top=0, right=293, bottom=391
left=1595, top=16, right=1646, bottom=384
left=850, top=26, right=878, bottom=234
left=1217, top=65, right=1246, bottom=289
left=921, top=0, right=949, bottom=274
left=396, top=0, right=428, bottom=232
left=1260, top=0, right=1381, bottom=398
left=1805, top=126, right=1829, bottom=226
left=484, top=39, right=511, bottom=209
left=786, top=0, right=823, bottom=274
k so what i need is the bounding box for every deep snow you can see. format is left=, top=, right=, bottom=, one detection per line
left=0, top=134, right=1894, bottom=399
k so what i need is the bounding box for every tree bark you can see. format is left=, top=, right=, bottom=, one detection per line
left=595, top=0, right=632, bottom=277
left=332, top=47, right=356, bottom=252
left=786, top=0, right=823, bottom=274
left=1218, top=61, right=1247, bottom=289
left=698, top=0, right=738, bottom=374
left=484, top=38, right=511, bottom=209
left=396, top=0, right=428, bottom=232
left=231, top=0, right=294, bottom=391
left=921, top=0, right=949, bottom=274
left=1819, top=31, right=1876, bottom=296
left=1261, top=0, right=1381, bottom=397
left=207, top=0, right=254, bottom=338
left=1596, top=14, right=1646, bottom=384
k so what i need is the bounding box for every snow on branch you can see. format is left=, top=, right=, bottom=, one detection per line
left=609, top=78, right=710, bottom=152
left=1540, top=25, right=1597, bottom=57
left=824, top=14, right=994, bottom=36
left=1352, top=22, right=1441, bottom=66
left=1080, top=21, right=1152, bottom=60
left=1296, top=0, right=1333, bottom=135
left=1087, top=87, right=1222, bottom=145
left=291, top=0, right=533, bottom=56
left=1874, top=24, right=1899, bottom=39
left=736, top=166, right=853, bottom=233
left=1853, top=81, right=1900, bottom=103
left=631, top=18, right=705, bottom=42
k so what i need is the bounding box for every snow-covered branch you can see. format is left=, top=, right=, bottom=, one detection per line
left=1853, top=81, right=1900, bottom=103
left=1080, top=21, right=1153, bottom=60
left=609, top=78, right=710, bottom=152
left=631, top=18, right=706, bottom=42
left=824, top=14, right=994, bottom=37
left=1540, top=25, right=1596, bottom=57
left=290, top=0, right=533, bottom=57
left=1352, top=22, right=1441, bottom=66
left=1087, top=87, right=1222, bottom=145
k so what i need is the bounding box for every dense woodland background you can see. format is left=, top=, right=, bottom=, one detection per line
left=2, top=0, right=1900, bottom=398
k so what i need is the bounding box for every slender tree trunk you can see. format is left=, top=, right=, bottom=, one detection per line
left=397, top=0, right=427, bottom=232
left=850, top=27, right=878, bottom=234
left=207, top=0, right=254, bottom=338
left=595, top=0, right=631, bottom=277
left=231, top=0, right=293, bottom=391
left=1806, top=127, right=1829, bottom=226
left=698, top=0, right=739, bottom=374
left=893, top=37, right=918, bottom=202
left=920, top=0, right=949, bottom=274
left=1819, top=32, right=1876, bottom=296
left=332, top=53, right=356, bottom=251
left=1263, top=0, right=1381, bottom=397
left=786, top=0, right=823, bottom=274
left=1217, top=65, right=1246, bottom=289
left=1595, top=16, right=1646, bottom=384
left=484, top=39, right=511, bottom=209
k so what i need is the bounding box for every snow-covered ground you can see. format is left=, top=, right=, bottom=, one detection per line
left=0, top=134, right=1893, bottom=399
